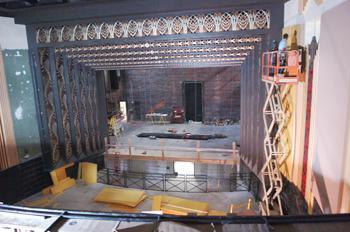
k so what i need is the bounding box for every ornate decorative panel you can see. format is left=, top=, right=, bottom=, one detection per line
left=37, top=28, right=48, bottom=43
left=220, top=13, right=232, bottom=31
left=87, top=23, right=98, bottom=40
left=67, top=59, right=83, bottom=157
left=62, top=26, right=73, bottom=42
left=36, top=10, right=270, bottom=43
left=204, top=14, right=215, bottom=32
left=90, top=72, right=101, bottom=150
left=39, top=48, right=60, bottom=167
left=142, top=19, right=153, bottom=36
left=100, top=22, right=111, bottom=39
left=79, top=67, right=91, bottom=154
left=49, top=27, right=60, bottom=43
left=254, top=9, right=270, bottom=29
left=74, top=24, right=84, bottom=41
left=86, top=70, right=96, bottom=151
left=237, top=11, right=250, bottom=30
left=55, top=53, right=73, bottom=161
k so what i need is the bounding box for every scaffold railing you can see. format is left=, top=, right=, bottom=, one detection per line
left=261, top=50, right=305, bottom=84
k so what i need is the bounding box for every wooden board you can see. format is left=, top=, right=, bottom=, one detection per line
left=152, top=195, right=162, bottom=211
left=81, top=162, right=97, bottom=185
left=50, top=178, right=76, bottom=195
left=160, top=195, right=209, bottom=216
left=94, top=187, right=146, bottom=207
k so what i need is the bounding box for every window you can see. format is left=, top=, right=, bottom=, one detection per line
left=174, top=162, right=194, bottom=175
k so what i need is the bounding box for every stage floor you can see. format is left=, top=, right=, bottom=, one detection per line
left=107, top=122, right=240, bottom=163
left=113, top=121, right=240, bottom=149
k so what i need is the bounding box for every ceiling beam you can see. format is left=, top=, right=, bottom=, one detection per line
left=14, top=0, right=286, bottom=25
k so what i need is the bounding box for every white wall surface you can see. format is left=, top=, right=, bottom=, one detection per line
left=284, top=0, right=348, bottom=45
left=311, top=0, right=350, bottom=213
left=0, top=17, right=28, bottom=49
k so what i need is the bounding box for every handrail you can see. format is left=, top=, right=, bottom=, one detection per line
left=261, top=49, right=305, bottom=84
left=107, top=143, right=237, bottom=153
left=2, top=204, right=350, bottom=224
left=104, top=141, right=240, bottom=165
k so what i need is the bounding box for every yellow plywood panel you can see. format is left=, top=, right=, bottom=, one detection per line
left=160, top=195, right=209, bottom=214
left=152, top=195, right=162, bottom=211
left=25, top=197, right=51, bottom=207
left=161, top=207, right=188, bottom=216
left=55, top=167, right=67, bottom=182
left=50, top=178, right=76, bottom=195
left=161, top=204, right=208, bottom=216
left=50, top=171, right=60, bottom=186
left=49, top=163, right=74, bottom=185
left=208, top=210, right=227, bottom=216
left=81, top=162, right=97, bottom=185
left=94, top=187, right=146, bottom=207
left=108, top=203, right=140, bottom=213
left=42, top=186, right=52, bottom=195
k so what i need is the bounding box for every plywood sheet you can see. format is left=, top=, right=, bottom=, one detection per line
left=50, top=178, right=76, bottom=195
left=160, top=195, right=209, bottom=215
left=152, top=195, right=162, bottom=211
left=161, top=196, right=209, bottom=212
left=94, top=187, right=146, bottom=207
left=208, top=210, right=227, bottom=216
left=81, top=162, right=97, bottom=185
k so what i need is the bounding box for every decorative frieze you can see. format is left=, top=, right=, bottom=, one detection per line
left=37, top=10, right=269, bottom=44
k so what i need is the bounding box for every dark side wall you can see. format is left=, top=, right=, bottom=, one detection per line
left=122, top=66, right=240, bottom=122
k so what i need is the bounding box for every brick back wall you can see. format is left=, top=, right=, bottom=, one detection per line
left=123, top=66, right=241, bottom=122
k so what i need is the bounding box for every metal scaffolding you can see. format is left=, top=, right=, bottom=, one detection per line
left=259, top=50, right=305, bottom=215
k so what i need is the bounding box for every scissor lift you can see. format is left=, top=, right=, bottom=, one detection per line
left=259, top=50, right=305, bottom=215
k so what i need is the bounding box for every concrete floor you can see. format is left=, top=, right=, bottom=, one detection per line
left=109, top=121, right=240, bottom=161
left=18, top=182, right=257, bottom=214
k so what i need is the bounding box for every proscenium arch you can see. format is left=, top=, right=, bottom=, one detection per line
left=21, top=0, right=284, bottom=171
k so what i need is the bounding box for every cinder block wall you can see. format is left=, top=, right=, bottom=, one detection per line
left=122, top=66, right=240, bottom=122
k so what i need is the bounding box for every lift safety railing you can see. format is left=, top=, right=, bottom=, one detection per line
left=259, top=49, right=305, bottom=216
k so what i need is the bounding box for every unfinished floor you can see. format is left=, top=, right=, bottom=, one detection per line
left=18, top=182, right=257, bottom=214
left=114, top=121, right=240, bottom=148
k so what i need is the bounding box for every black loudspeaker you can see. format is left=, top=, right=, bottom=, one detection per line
left=109, top=70, right=120, bottom=90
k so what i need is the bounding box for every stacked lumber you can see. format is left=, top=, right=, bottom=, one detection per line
left=43, top=163, right=76, bottom=195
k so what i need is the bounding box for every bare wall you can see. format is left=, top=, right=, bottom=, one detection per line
left=122, top=67, right=241, bottom=122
